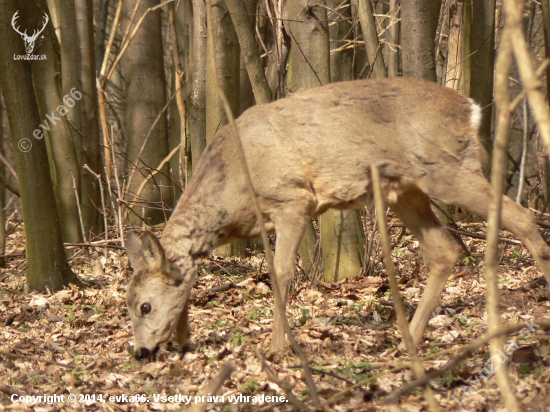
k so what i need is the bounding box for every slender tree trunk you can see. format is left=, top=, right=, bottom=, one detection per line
left=169, top=0, right=191, bottom=199
left=206, top=0, right=244, bottom=257
left=0, top=0, right=80, bottom=291
left=444, top=0, right=464, bottom=91
left=189, top=0, right=207, bottom=172
left=321, top=0, right=365, bottom=282
left=401, top=0, right=466, bottom=249
left=357, top=0, right=387, bottom=78
left=286, top=0, right=330, bottom=278
left=205, top=0, right=240, bottom=143
left=387, top=0, right=400, bottom=77
left=471, top=0, right=496, bottom=160
left=96, top=0, right=110, bottom=73
left=401, top=0, right=441, bottom=81
left=0, top=92, right=4, bottom=268
left=286, top=0, right=330, bottom=92
left=33, top=0, right=81, bottom=244
left=75, top=0, right=101, bottom=236
left=121, top=0, right=172, bottom=225
left=226, top=0, right=271, bottom=105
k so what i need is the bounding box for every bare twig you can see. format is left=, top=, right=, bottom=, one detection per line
left=98, top=0, right=123, bottom=178
left=371, top=165, right=439, bottom=411
left=132, top=144, right=181, bottom=214
left=0, top=152, right=18, bottom=183
left=205, top=0, right=320, bottom=406
left=187, top=363, right=235, bottom=412
left=105, top=0, right=174, bottom=82
left=168, top=3, right=188, bottom=189
left=0, top=384, right=24, bottom=397
left=0, top=351, right=76, bottom=369
left=83, top=164, right=109, bottom=248
left=485, top=15, right=522, bottom=411
left=385, top=320, right=550, bottom=402
left=66, top=158, right=87, bottom=244
left=109, top=127, right=125, bottom=244
left=256, top=350, right=310, bottom=411
left=64, top=243, right=125, bottom=250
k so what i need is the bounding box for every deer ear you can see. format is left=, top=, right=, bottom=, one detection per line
left=125, top=231, right=144, bottom=271
left=141, top=230, right=166, bottom=272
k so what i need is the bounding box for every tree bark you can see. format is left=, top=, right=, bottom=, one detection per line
left=286, top=0, right=331, bottom=92
left=75, top=0, right=102, bottom=236
left=387, top=0, right=400, bottom=77
left=206, top=0, right=244, bottom=258
left=52, top=0, right=83, bottom=238
left=205, top=0, right=240, bottom=143
left=471, top=0, right=496, bottom=159
left=401, top=0, right=441, bottom=81
left=0, top=0, right=80, bottom=291
left=33, top=0, right=81, bottom=244
left=189, top=0, right=207, bottom=171
left=0, top=93, right=4, bottom=267
left=226, top=0, right=271, bottom=105
left=121, top=0, right=172, bottom=225
left=321, top=0, right=365, bottom=282
left=286, top=0, right=330, bottom=277
left=357, top=0, right=387, bottom=78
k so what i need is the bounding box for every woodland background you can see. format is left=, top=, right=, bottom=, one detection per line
left=0, top=0, right=550, bottom=411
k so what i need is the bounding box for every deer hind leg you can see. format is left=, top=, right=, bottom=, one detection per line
left=269, top=205, right=310, bottom=353
left=435, top=174, right=550, bottom=287
left=390, top=190, right=461, bottom=345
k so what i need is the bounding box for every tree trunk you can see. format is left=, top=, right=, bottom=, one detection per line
left=206, top=0, right=244, bottom=258
left=401, top=0, right=466, bottom=249
left=286, top=0, right=330, bottom=278
left=33, top=0, right=81, bottom=245
left=386, top=0, right=400, bottom=77
left=205, top=0, right=240, bottom=143
left=471, top=0, right=496, bottom=160
left=401, top=0, right=441, bottom=81
left=357, top=0, right=387, bottom=78
left=0, top=92, right=4, bottom=268
left=75, top=0, right=102, bottom=236
left=321, top=0, right=365, bottom=282
left=121, top=0, right=172, bottom=226
left=52, top=0, right=84, bottom=242
left=286, top=0, right=330, bottom=92
left=169, top=0, right=191, bottom=198
left=0, top=0, right=79, bottom=291
left=226, top=0, right=271, bottom=105
left=189, top=0, right=207, bottom=172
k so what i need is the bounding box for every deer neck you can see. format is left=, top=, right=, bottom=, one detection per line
left=161, top=195, right=227, bottom=271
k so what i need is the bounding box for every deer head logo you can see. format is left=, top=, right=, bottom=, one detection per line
left=11, top=11, right=49, bottom=55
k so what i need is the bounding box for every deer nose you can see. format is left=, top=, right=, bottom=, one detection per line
left=135, top=347, right=150, bottom=361
left=135, top=346, right=159, bottom=362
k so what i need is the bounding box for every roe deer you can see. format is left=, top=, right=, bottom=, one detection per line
left=125, top=77, right=550, bottom=362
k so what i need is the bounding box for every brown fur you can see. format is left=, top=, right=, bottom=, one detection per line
left=126, top=77, right=550, bottom=359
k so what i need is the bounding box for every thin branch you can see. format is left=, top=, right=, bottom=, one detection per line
left=205, top=0, right=320, bottom=406
left=371, top=165, right=440, bottom=411
left=105, top=0, right=174, bottom=82
left=187, top=363, right=235, bottom=412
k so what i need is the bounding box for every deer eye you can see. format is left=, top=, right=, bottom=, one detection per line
left=140, top=303, right=152, bottom=315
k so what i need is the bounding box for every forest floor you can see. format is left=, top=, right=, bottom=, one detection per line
left=0, top=219, right=550, bottom=412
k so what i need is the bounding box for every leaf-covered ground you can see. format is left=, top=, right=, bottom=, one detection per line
left=1, top=221, right=550, bottom=411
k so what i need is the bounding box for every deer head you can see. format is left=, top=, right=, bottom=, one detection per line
left=11, top=11, right=49, bottom=55
left=125, top=231, right=190, bottom=362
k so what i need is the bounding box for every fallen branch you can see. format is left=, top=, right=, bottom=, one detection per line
left=384, top=319, right=550, bottom=403
left=187, top=363, right=235, bottom=412
left=0, top=351, right=76, bottom=369
left=256, top=350, right=310, bottom=411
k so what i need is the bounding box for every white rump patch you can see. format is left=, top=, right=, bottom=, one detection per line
left=468, top=99, right=482, bottom=131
